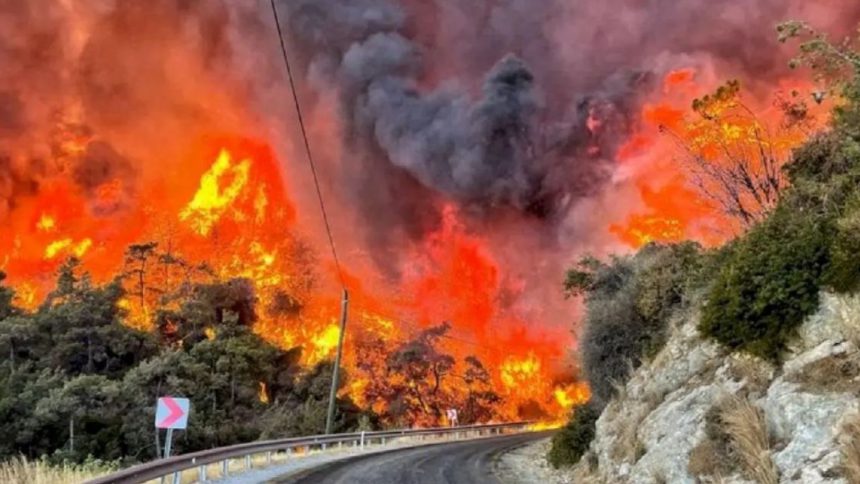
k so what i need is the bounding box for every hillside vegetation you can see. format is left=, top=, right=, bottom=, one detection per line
left=550, top=21, right=860, bottom=475
left=0, top=260, right=370, bottom=466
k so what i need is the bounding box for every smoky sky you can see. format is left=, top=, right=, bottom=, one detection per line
left=275, top=0, right=860, bottom=242
left=0, top=0, right=241, bottom=221
left=280, top=0, right=645, bottom=226
left=2, top=0, right=860, bottom=238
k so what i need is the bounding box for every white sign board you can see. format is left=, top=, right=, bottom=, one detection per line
left=155, top=397, right=190, bottom=430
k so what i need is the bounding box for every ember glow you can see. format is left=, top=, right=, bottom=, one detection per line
left=2, top=0, right=859, bottom=427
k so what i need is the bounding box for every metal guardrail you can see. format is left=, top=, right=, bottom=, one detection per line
left=87, top=421, right=533, bottom=484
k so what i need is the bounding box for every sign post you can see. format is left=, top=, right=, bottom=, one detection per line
left=155, top=397, right=190, bottom=459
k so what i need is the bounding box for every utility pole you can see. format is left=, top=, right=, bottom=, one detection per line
left=325, top=289, right=349, bottom=434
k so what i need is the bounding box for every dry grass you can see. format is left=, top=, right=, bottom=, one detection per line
left=721, top=396, right=779, bottom=484
left=0, top=456, right=110, bottom=484
left=727, top=355, right=774, bottom=394
left=688, top=403, right=737, bottom=480
left=787, top=351, right=860, bottom=394
left=688, top=439, right=724, bottom=478
left=571, top=452, right=606, bottom=483
left=606, top=383, right=667, bottom=463
left=698, top=476, right=732, bottom=484
left=841, top=413, right=860, bottom=484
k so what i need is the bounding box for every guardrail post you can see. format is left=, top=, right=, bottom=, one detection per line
left=360, top=431, right=365, bottom=449
left=245, top=455, right=251, bottom=470
left=199, top=464, right=207, bottom=482
left=222, top=459, right=229, bottom=477
left=171, top=471, right=180, bottom=484
left=266, top=451, right=272, bottom=465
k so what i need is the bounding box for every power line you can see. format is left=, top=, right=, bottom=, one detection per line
left=269, top=0, right=350, bottom=436
left=267, top=2, right=501, bottom=353
left=269, top=0, right=345, bottom=289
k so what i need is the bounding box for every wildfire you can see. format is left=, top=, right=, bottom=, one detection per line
left=37, top=214, right=56, bottom=232
left=180, top=149, right=252, bottom=237
left=3, top=69, right=824, bottom=428
left=554, top=383, right=590, bottom=409
left=0, top=0, right=856, bottom=439
left=611, top=69, right=826, bottom=248
left=13, top=283, right=38, bottom=310
left=309, top=324, right=341, bottom=363
left=44, top=238, right=93, bottom=260
left=500, top=353, right=541, bottom=389
left=258, top=382, right=269, bottom=404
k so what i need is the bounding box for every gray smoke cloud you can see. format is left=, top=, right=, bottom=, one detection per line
left=277, top=0, right=860, bottom=233
left=281, top=0, right=642, bottom=222
left=1, top=0, right=859, bottom=261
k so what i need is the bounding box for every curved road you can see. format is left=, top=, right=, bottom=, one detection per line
left=274, top=431, right=551, bottom=484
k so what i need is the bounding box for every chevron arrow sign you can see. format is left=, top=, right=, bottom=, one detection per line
left=155, top=396, right=190, bottom=429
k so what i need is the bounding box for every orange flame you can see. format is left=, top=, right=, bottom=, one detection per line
left=611, top=68, right=825, bottom=248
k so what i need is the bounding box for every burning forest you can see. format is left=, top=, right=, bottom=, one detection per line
left=2, top=0, right=860, bottom=460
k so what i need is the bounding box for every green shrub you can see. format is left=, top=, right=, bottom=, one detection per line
left=581, top=281, right=644, bottom=405
left=575, top=244, right=701, bottom=406
left=785, top=133, right=860, bottom=185
left=825, top=194, right=860, bottom=293
left=685, top=242, right=737, bottom=294
left=834, top=78, right=860, bottom=142
left=635, top=242, right=702, bottom=336
left=547, top=402, right=599, bottom=468
left=700, top=206, right=833, bottom=361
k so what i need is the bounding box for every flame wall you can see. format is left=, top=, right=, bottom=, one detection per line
left=1, top=0, right=859, bottom=424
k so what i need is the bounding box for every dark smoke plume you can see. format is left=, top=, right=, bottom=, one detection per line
left=277, top=0, right=860, bottom=234
left=281, top=0, right=643, bottom=222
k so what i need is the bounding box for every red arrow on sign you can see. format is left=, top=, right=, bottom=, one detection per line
left=159, top=397, right=185, bottom=428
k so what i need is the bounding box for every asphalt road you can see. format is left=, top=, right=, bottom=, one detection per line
left=273, top=431, right=551, bottom=484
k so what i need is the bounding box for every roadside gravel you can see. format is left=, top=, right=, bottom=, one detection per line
left=495, top=437, right=574, bottom=484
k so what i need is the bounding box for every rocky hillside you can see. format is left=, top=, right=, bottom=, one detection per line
left=570, top=292, right=860, bottom=483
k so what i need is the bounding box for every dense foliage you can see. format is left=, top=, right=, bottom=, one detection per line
left=550, top=21, right=860, bottom=470
left=355, top=323, right=500, bottom=428
left=699, top=206, right=833, bottom=360
left=547, top=402, right=599, bottom=468
left=567, top=243, right=701, bottom=407
left=0, top=244, right=501, bottom=466
left=0, top=259, right=366, bottom=465
left=700, top=26, right=860, bottom=361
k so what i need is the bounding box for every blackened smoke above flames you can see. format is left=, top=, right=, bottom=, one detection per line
left=277, top=0, right=860, bottom=235
left=281, top=0, right=649, bottom=222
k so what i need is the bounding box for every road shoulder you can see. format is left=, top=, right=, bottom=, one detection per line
left=494, top=436, right=575, bottom=484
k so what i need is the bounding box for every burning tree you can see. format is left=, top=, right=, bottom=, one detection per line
left=384, top=323, right=455, bottom=426
left=663, top=80, right=813, bottom=227
left=356, top=322, right=500, bottom=427
left=154, top=277, right=258, bottom=347
left=459, top=356, right=501, bottom=424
